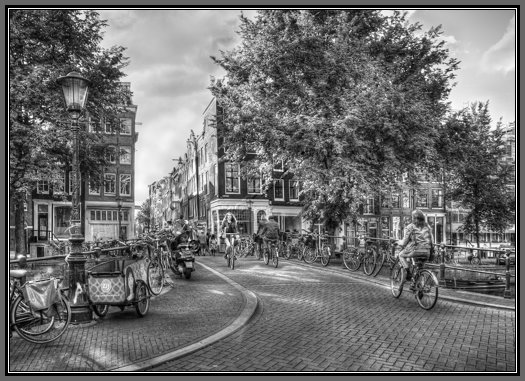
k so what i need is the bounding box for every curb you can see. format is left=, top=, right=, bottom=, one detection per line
left=110, top=262, right=258, bottom=372
left=290, top=259, right=515, bottom=311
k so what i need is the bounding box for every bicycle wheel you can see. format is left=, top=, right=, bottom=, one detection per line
left=342, top=248, right=360, bottom=271
left=272, top=246, right=279, bottom=268
left=134, top=280, right=150, bottom=317
left=363, top=247, right=376, bottom=276
left=390, top=261, right=404, bottom=298
left=147, top=260, right=164, bottom=295
left=11, top=293, right=71, bottom=344
left=303, top=246, right=316, bottom=264
left=230, top=248, right=236, bottom=270
left=320, top=246, right=330, bottom=267
left=284, top=244, right=292, bottom=260
left=297, top=245, right=304, bottom=261
left=372, top=248, right=386, bottom=277
left=263, top=247, right=269, bottom=265
left=471, top=256, right=481, bottom=265
left=415, top=270, right=439, bottom=310
left=93, top=304, right=109, bottom=318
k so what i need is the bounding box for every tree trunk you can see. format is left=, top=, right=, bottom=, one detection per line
left=14, top=193, right=27, bottom=256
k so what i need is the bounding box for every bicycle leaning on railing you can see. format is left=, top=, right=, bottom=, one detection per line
left=9, top=269, right=71, bottom=344
left=342, top=236, right=378, bottom=275
left=389, top=242, right=439, bottom=310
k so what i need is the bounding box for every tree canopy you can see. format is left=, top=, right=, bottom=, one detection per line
left=9, top=9, right=130, bottom=253
left=436, top=102, right=515, bottom=246
left=209, top=10, right=459, bottom=228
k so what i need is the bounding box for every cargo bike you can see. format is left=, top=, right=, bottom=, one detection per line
left=86, top=256, right=151, bottom=318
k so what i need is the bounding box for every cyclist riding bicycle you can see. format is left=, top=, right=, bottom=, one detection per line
left=260, top=215, right=281, bottom=252
left=254, top=214, right=268, bottom=255
left=396, top=209, right=434, bottom=284
left=221, top=212, right=239, bottom=259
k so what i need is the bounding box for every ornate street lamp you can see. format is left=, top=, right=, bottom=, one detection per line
left=116, top=197, right=123, bottom=240
left=58, top=71, right=92, bottom=324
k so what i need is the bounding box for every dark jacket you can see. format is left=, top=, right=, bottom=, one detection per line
left=261, top=220, right=280, bottom=240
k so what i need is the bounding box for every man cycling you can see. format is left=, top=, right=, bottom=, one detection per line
left=260, top=216, right=281, bottom=253
left=254, top=214, right=268, bottom=257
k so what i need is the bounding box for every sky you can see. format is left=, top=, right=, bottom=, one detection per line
left=97, top=8, right=516, bottom=205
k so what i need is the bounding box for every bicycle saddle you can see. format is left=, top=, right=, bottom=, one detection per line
left=10, top=269, right=28, bottom=278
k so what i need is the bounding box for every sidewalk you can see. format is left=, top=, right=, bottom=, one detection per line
left=8, top=256, right=514, bottom=373
left=8, top=261, right=257, bottom=373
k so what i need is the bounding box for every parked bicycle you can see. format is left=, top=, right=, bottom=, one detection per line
left=302, top=225, right=332, bottom=267
left=342, top=236, right=377, bottom=275
left=263, top=238, right=279, bottom=268
left=284, top=233, right=303, bottom=260
left=9, top=269, right=71, bottom=344
left=390, top=243, right=439, bottom=310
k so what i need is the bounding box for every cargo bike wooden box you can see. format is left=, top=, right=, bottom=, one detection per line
left=86, top=257, right=151, bottom=317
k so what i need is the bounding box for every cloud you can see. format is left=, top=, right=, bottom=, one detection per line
left=440, top=34, right=457, bottom=45
left=481, top=15, right=515, bottom=74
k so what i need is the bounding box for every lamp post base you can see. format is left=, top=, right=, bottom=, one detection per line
left=67, top=235, right=93, bottom=324
left=70, top=304, right=94, bottom=324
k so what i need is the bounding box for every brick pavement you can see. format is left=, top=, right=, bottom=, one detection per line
left=9, top=255, right=516, bottom=373
left=150, top=256, right=516, bottom=373
left=8, top=264, right=246, bottom=372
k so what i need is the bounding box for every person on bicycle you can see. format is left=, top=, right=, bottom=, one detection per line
left=396, top=209, right=434, bottom=283
left=255, top=214, right=268, bottom=255
left=260, top=216, right=281, bottom=252
left=221, top=212, right=239, bottom=259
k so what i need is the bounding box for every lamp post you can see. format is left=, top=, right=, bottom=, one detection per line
left=58, top=71, right=92, bottom=323
left=116, top=196, right=123, bottom=240
left=188, top=130, right=199, bottom=223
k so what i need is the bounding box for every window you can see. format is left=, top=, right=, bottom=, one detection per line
left=89, top=176, right=101, bottom=195
left=104, top=173, right=116, bottom=195
left=391, top=193, right=400, bottom=208
left=273, top=179, right=284, bottom=200
left=274, top=160, right=284, bottom=172
left=104, top=120, right=114, bottom=134
left=364, top=197, right=375, bottom=214
left=106, top=146, right=117, bottom=164
left=120, top=118, right=132, bottom=135
left=89, top=119, right=102, bottom=133
left=37, top=180, right=49, bottom=194
left=119, top=146, right=132, bottom=165
left=402, top=190, right=410, bottom=208
left=120, top=174, right=131, bottom=196
left=381, top=194, right=390, bottom=208
left=248, top=174, right=262, bottom=194
left=225, top=163, right=240, bottom=193
left=55, top=172, right=66, bottom=194
left=416, top=189, right=428, bottom=208
left=431, top=189, right=443, bottom=208
left=204, top=143, right=208, bottom=163
left=289, top=180, right=299, bottom=200
left=54, top=206, right=72, bottom=237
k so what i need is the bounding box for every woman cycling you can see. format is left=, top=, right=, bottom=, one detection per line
left=221, top=212, right=239, bottom=259
left=396, top=209, right=434, bottom=283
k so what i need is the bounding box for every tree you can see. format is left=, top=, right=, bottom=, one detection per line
left=209, top=10, right=458, bottom=229
left=435, top=102, right=515, bottom=248
left=136, top=199, right=152, bottom=231
left=9, top=10, right=130, bottom=254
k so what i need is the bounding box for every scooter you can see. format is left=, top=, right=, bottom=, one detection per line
left=170, top=236, right=196, bottom=280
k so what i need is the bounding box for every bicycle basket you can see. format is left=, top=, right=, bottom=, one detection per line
left=23, top=278, right=60, bottom=311
left=87, top=273, right=127, bottom=304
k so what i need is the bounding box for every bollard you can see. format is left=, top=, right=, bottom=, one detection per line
left=439, top=244, right=446, bottom=281
left=503, top=252, right=512, bottom=299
